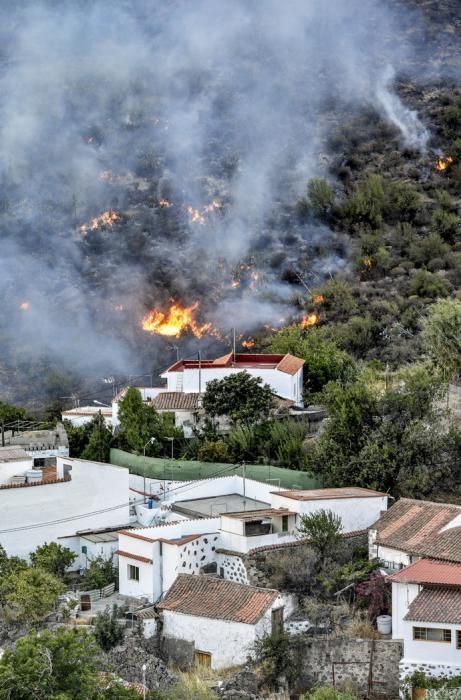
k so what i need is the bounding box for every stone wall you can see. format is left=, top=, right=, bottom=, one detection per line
left=400, top=659, right=461, bottom=682
left=292, top=638, right=403, bottom=699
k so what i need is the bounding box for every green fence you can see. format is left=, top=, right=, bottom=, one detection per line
left=110, top=448, right=322, bottom=490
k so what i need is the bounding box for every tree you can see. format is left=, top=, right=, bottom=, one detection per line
left=0, top=401, right=26, bottom=425
left=93, top=605, right=125, bottom=652
left=298, top=509, right=343, bottom=562
left=118, top=387, right=162, bottom=453
left=340, top=173, right=386, bottom=228
left=80, top=555, right=116, bottom=590
left=385, top=180, right=421, bottom=223
left=81, top=412, right=113, bottom=462
left=266, top=325, right=357, bottom=395
left=0, top=627, right=100, bottom=700
left=202, top=372, right=274, bottom=426
left=30, top=542, right=77, bottom=579
left=3, top=567, right=63, bottom=625
left=422, top=298, right=461, bottom=377
left=197, top=438, right=231, bottom=462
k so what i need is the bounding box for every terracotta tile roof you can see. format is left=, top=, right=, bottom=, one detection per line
left=116, top=550, right=153, bottom=564
left=389, top=559, right=461, bottom=586
left=276, top=354, right=305, bottom=375
left=118, top=529, right=156, bottom=543
left=215, top=529, right=367, bottom=557
left=157, top=574, right=278, bottom=624
left=274, top=487, right=387, bottom=501
left=372, top=498, right=461, bottom=555
left=421, top=527, right=461, bottom=563
left=151, top=392, right=201, bottom=411
left=405, top=587, right=461, bottom=625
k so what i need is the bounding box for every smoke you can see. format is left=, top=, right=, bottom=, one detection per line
left=0, top=0, right=432, bottom=397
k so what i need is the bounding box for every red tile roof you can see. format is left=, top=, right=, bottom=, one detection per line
left=162, top=353, right=304, bottom=376
left=118, top=529, right=156, bottom=543
left=389, top=559, right=461, bottom=586
left=157, top=574, right=279, bottom=624
left=151, top=392, right=201, bottom=411
left=405, top=587, right=461, bottom=625
left=159, top=534, right=201, bottom=546
left=273, top=487, right=387, bottom=501
left=372, top=498, right=461, bottom=557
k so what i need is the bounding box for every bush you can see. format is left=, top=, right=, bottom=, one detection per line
left=253, top=632, right=296, bottom=689
left=432, top=207, right=459, bottom=242
left=307, top=178, right=335, bottom=220
left=408, top=269, right=449, bottom=298
left=197, top=439, right=231, bottom=463
left=385, top=180, right=421, bottom=222
left=93, top=605, right=125, bottom=651
left=340, top=173, right=385, bottom=229
left=80, top=555, right=116, bottom=590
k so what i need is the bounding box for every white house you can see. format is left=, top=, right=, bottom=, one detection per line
left=0, top=456, right=130, bottom=559
left=160, top=352, right=305, bottom=406
left=118, top=482, right=388, bottom=601
left=62, top=406, right=113, bottom=428
left=271, top=487, right=388, bottom=533
left=59, top=526, right=124, bottom=572
left=390, top=559, right=461, bottom=679
left=157, top=574, right=292, bottom=669
left=369, top=498, right=461, bottom=570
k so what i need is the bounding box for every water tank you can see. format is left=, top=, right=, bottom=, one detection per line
left=376, top=614, right=392, bottom=635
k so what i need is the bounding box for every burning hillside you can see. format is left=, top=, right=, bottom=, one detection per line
left=0, top=0, right=460, bottom=404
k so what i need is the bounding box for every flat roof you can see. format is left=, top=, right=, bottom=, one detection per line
left=273, top=487, right=387, bottom=501
left=174, top=494, right=269, bottom=517
left=223, top=507, right=293, bottom=521
left=162, top=352, right=304, bottom=376
left=0, top=446, right=32, bottom=463
left=62, top=406, right=112, bottom=416
left=80, top=532, right=119, bottom=543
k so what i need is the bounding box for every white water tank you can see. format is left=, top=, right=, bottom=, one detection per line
left=376, top=615, right=392, bottom=635
left=26, top=469, right=42, bottom=483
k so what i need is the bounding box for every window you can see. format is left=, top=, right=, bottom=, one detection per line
left=128, top=564, right=139, bottom=581
left=457, top=631, right=461, bottom=649
left=282, top=515, right=289, bottom=532
left=413, top=627, right=451, bottom=642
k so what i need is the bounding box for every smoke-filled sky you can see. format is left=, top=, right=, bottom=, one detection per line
left=0, top=0, right=436, bottom=393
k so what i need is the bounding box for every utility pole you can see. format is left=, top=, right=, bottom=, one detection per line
left=242, top=460, right=246, bottom=511
left=198, top=351, right=202, bottom=394
left=232, top=327, right=236, bottom=365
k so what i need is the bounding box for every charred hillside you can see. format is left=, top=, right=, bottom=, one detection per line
left=0, top=0, right=460, bottom=406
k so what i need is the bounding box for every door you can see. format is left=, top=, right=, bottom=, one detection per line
left=271, top=607, right=284, bottom=634
left=195, top=651, right=212, bottom=669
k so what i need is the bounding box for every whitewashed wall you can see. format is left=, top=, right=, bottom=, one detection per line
left=0, top=458, right=130, bottom=559
left=0, top=457, right=34, bottom=484
left=163, top=366, right=303, bottom=404
left=271, top=493, right=388, bottom=532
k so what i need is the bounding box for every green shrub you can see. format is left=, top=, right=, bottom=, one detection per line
left=197, top=439, right=231, bottom=463
left=409, top=269, right=449, bottom=298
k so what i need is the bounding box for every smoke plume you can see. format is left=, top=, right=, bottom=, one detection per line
left=0, top=0, right=432, bottom=398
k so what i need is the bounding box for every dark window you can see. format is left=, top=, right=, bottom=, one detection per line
left=413, top=627, right=451, bottom=642
left=128, top=564, right=139, bottom=581
left=220, top=567, right=224, bottom=578
left=457, top=631, right=461, bottom=649
left=272, top=607, right=284, bottom=634
left=282, top=515, right=289, bottom=532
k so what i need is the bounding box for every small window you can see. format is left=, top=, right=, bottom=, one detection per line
left=282, top=515, right=289, bottom=532
left=457, top=631, right=461, bottom=649
left=413, top=627, right=451, bottom=643
left=128, top=564, right=139, bottom=581
left=219, top=567, right=224, bottom=578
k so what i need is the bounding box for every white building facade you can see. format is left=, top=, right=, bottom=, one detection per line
left=0, top=456, right=130, bottom=559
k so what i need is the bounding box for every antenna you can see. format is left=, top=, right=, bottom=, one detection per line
left=233, top=327, right=236, bottom=365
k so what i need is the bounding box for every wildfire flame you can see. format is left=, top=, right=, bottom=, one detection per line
left=361, top=256, right=373, bottom=270
left=230, top=279, right=240, bottom=289
left=435, top=155, right=454, bottom=172
left=312, top=294, right=324, bottom=304
left=300, top=312, right=319, bottom=328
left=241, top=338, right=255, bottom=348
left=159, top=199, right=172, bottom=208
left=79, top=211, right=120, bottom=235
left=187, top=201, right=223, bottom=225
left=19, top=301, right=30, bottom=310
left=187, top=207, right=205, bottom=225
left=141, top=301, right=212, bottom=338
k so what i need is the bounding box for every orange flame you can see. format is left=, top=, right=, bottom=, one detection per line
left=230, top=279, right=240, bottom=289
left=203, top=200, right=223, bottom=214
left=312, top=294, right=324, bottom=304
left=435, top=155, right=454, bottom=172
left=242, top=338, right=255, bottom=349
left=300, top=312, right=319, bottom=328
left=19, top=301, right=30, bottom=310
left=187, top=207, right=205, bottom=225
left=159, top=199, right=172, bottom=208
left=361, top=256, right=373, bottom=270
left=141, top=301, right=212, bottom=338
left=79, top=211, right=119, bottom=235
